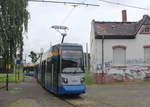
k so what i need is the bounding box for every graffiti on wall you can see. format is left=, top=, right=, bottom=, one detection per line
left=95, top=59, right=150, bottom=82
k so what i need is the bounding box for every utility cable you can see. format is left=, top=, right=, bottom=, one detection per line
left=28, top=0, right=100, bottom=7
left=99, top=0, right=150, bottom=11
left=82, top=0, right=87, bottom=3
left=61, top=6, right=77, bottom=25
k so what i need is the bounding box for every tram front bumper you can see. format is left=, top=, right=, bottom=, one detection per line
left=58, top=85, right=86, bottom=95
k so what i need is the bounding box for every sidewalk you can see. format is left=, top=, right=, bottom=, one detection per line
left=0, top=77, right=71, bottom=107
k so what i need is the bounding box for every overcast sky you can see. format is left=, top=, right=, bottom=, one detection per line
left=24, top=0, right=150, bottom=61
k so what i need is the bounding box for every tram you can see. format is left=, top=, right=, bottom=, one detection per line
left=23, top=64, right=36, bottom=76
left=37, top=43, right=86, bottom=95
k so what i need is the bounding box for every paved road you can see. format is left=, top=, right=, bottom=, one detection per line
left=82, top=83, right=150, bottom=107
left=0, top=77, right=73, bottom=107
left=1, top=77, right=150, bottom=107
left=64, top=83, right=150, bottom=107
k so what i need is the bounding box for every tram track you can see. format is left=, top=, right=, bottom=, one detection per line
left=59, top=95, right=115, bottom=107
left=58, top=95, right=89, bottom=107
left=42, top=86, right=113, bottom=107
left=59, top=97, right=78, bottom=107
left=46, top=90, right=79, bottom=107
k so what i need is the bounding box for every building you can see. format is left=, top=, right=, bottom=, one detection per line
left=90, top=10, right=150, bottom=83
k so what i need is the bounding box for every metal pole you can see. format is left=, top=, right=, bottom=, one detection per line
left=102, top=35, right=104, bottom=83
left=14, top=60, right=16, bottom=82
left=61, top=33, right=66, bottom=44
left=6, top=39, right=11, bottom=90
left=6, top=62, right=8, bottom=91
left=6, top=75, right=8, bottom=90
left=51, top=25, right=68, bottom=44
left=84, top=52, right=86, bottom=71
left=6, top=48, right=9, bottom=91
left=61, top=35, right=65, bottom=43
left=23, top=54, right=27, bottom=82
left=15, top=65, right=17, bottom=82
left=86, top=43, right=89, bottom=72
left=18, top=72, right=19, bottom=81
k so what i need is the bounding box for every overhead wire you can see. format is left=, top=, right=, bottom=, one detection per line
left=61, top=6, right=77, bottom=25
left=99, top=0, right=150, bottom=11
left=82, top=0, right=87, bottom=3
left=28, top=0, right=100, bottom=7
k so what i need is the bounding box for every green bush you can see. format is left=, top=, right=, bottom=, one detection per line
left=85, top=73, right=94, bottom=85
left=0, top=68, right=24, bottom=82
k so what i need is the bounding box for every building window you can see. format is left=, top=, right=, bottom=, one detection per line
left=144, top=28, right=150, bottom=33
left=112, top=45, right=126, bottom=66
left=144, top=45, right=150, bottom=64
left=139, top=25, right=150, bottom=34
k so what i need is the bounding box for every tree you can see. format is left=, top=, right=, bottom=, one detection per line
left=0, top=0, right=29, bottom=71
left=29, top=51, right=40, bottom=63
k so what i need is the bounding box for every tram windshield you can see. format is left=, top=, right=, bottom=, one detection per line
left=61, top=46, right=84, bottom=73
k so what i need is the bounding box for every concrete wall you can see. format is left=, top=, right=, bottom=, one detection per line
left=90, top=24, right=150, bottom=82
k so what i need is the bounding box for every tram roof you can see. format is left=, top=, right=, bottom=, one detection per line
left=24, top=64, right=35, bottom=68
left=53, top=43, right=82, bottom=47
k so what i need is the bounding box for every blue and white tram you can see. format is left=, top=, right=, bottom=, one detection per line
left=37, top=43, right=86, bottom=95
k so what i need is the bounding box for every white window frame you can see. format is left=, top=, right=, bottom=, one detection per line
left=144, top=28, right=150, bottom=33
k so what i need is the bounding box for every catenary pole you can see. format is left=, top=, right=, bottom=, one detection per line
left=86, top=43, right=89, bottom=72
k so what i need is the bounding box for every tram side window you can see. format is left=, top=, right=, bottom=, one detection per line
left=52, top=47, right=59, bottom=72
left=47, top=59, right=58, bottom=72
left=46, top=59, right=51, bottom=84
left=47, top=57, right=58, bottom=73
left=42, top=62, right=45, bottom=72
left=51, top=58, right=58, bottom=72
left=47, top=58, right=52, bottom=73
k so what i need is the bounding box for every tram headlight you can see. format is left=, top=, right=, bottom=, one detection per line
left=62, top=77, right=68, bottom=84
left=80, top=77, right=85, bottom=83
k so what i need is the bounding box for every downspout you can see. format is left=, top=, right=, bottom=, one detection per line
left=102, top=35, right=104, bottom=83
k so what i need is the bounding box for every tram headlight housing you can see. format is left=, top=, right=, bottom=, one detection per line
left=80, top=77, right=85, bottom=83
left=62, top=77, right=68, bottom=84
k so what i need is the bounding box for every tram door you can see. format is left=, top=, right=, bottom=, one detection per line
left=41, top=61, right=46, bottom=87
left=51, top=47, right=59, bottom=92
left=51, top=62, right=58, bottom=92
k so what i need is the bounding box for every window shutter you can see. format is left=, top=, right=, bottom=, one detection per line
left=113, top=48, right=126, bottom=66
left=144, top=48, right=150, bottom=64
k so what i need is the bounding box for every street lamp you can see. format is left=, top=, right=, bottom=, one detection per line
left=51, top=25, right=68, bottom=44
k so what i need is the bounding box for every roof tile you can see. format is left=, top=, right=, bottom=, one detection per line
left=93, top=15, right=150, bottom=39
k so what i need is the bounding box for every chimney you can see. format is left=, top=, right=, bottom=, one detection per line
left=122, top=10, right=127, bottom=22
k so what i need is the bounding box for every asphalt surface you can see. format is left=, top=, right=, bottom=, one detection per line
left=0, top=77, right=73, bottom=107
left=1, top=77, right=150, bottom=107
left=82, top=83, right=150, bottom=107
